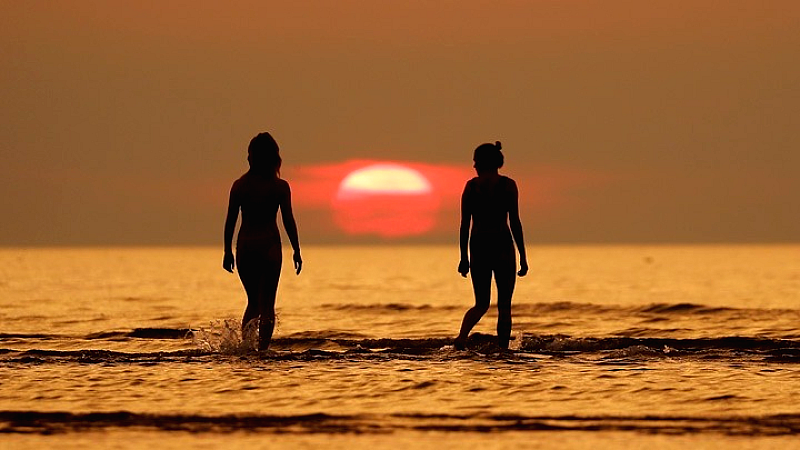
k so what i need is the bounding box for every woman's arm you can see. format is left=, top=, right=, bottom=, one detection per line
left=280, top=180, right=302, bottom=274
left=222, top=183, right=240, bottom=272
left=508, top=179, right=528, bottom=276
left=458, top=182, right=471, bottom=277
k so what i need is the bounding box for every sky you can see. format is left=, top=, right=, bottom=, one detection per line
left=2, top=1, right=798, bottom=245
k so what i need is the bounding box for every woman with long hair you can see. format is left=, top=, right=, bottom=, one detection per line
left=223, top=132, right=302, bottom=351
left=455, top=141, right=528, bottom=351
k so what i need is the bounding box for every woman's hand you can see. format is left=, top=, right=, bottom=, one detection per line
left=518, top=259, right=529, bottom=277
left=458, top=259, right=470, bottom=278
left=293, top=251, right=303, bottom=275
left=222, top=252, right=235, bottom=273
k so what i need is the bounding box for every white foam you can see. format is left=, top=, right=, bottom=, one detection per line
left=192, top=319, right=257, bottom=355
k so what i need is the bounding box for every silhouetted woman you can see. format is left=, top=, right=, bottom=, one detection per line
left=223, top=132, right=302, bottom=351
left=455, top=141, right=528, bottom=351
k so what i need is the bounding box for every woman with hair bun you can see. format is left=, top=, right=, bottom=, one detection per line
left=455, top=141, right=528, bottom=351
left=223, top=132, right=302, bottom=351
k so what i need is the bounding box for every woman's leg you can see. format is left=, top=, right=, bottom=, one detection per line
left=236, top=244, right=282, bottom=350
left=495, top=254, right=517, bottom=350
left=455, top=265, right=491, bottom=349
left=236, top=249, right=260, bottom=335
left=257, top=261, right=281, bottom=351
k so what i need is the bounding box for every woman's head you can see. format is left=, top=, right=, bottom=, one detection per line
left=473, top=141, right=504, bottom=172
left=248, top=132, right=282, bottom=176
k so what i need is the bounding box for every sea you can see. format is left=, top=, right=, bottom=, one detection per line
left=1, top=245, right=799, bottom=449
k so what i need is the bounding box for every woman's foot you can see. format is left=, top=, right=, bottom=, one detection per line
left=257, top=349, right=276, bottom=359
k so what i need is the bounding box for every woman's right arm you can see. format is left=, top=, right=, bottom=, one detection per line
left=222, top=183, right=239, bottom=272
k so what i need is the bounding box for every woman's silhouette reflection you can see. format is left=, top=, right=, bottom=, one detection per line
left=456, top=141, right=528, bottom=351
left=223, top=132, right=302, bottom=351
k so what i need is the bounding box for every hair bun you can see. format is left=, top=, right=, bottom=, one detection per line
left=494, top=141, right=502, bottom=150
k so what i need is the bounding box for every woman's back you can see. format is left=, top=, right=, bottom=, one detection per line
left=233, top=172, right=284, bottom=243
left=465, top=174, right=515, bottom=242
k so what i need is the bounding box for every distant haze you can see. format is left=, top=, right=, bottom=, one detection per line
left=2, top=1, right=798, bottom=245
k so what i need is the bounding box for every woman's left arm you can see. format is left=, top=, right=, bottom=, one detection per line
left=508, top=180, right=528, bottom=277
left=280, top=180, right=302, bottom=274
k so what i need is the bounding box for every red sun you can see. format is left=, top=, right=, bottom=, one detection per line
left=332, top=163, right=440, bottom=238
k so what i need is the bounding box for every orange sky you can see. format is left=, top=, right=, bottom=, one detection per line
left=1, top=1, right=798, bottom=244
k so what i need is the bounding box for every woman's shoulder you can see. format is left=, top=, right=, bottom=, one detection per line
left=231, top=173, right=249, bottom=190
left=500, top=175, right=518, bottom=188
left=276, top=177, right=291, bottom=190
left=465, top=176, right=480, bottom=187
left=232, top=173, right=288, bottom=192
left=463, top=176, right=480, bottom=193
left=467, top=175, right=516, bottom=187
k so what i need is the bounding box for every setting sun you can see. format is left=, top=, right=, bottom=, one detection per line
left=333, top=163, right=439, bottom=238
left=336, top=163, right=432, bottom=197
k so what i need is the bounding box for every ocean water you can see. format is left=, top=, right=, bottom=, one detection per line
left=1, top=245, right=800, bottom=449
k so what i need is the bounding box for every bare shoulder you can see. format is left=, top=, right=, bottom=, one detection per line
left=277, top=178, right=291, bottom=191
left=275, top=178, right=293, bottom=200
left=502, top=176, right=519, bottom=191
left=230, top=174, right=248, bottom=193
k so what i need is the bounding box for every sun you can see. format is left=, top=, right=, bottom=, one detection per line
left=333, top=163, right=439, bottom=238
left=337, top=164, right=432, bottom=198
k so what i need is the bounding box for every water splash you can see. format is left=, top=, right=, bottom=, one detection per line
left=192, top=319, right=257, bottom=355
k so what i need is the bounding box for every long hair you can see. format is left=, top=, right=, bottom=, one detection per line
left=473, top=141, right=504, bottom=171
left=248, top=132, right=282, bottom=177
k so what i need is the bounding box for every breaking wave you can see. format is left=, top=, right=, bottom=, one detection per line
left=2, top=410, right=799, bottom=436
left=2, top=331, right=799, bottom=364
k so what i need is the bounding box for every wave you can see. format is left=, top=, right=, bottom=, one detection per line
left=519, top=335, right=800, bottom=353
left=321, top=302, right=461, bottom=312
left=0, top=333, right=62, bottom=340
left=2, top=410, right=799, bottom=436
left=0, top=328, right=194, bottom=341
left=635, top=303, right=735, bottom=314
left=319, top=301, right=617, bottom=314
left=0, top=349, right=210, bottom=364
left=320, top=301, right=799, bottom=317
left=3, top=301, right=797, bottom=346
left=2, top=333, right=800, bottom=364
left=282, top=330, right=372, bottom=340
left=86, top=328, right=194, bottom=340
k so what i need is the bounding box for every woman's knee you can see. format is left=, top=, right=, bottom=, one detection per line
left=497, top=305, right=511, bottom=319
left=472, top=301, right=490, bottom=315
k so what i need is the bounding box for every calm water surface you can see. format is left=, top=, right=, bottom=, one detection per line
left=1, top=245, right=799, bottom=448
